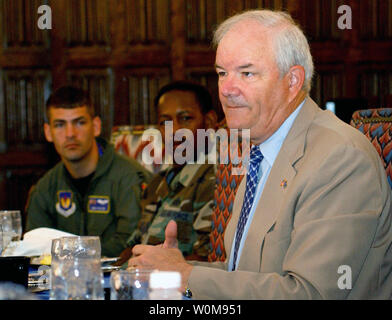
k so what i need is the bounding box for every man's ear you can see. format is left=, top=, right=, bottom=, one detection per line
left=204, top=110, right=218, bottom=129
left=44, top=123, right=53, bottom=142
left=92, top=116, right=102, bottom=137
left=287, top=65, right=305, bottom=96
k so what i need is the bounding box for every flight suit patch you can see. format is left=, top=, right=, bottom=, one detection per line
left=56, top=191, right=76, bottom=218
left=87, top=195, right=110, bottom=214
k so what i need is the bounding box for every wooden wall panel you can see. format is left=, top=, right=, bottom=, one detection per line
left=125, top=0, right=170, bottom=44
left=66, top=0, right=110, bottom=47
left=2, top=166, right=47, bottom=226
left=185, top=0, right=288, bottom=43
left=0, top=0, right=50, bottom=69
left=358, top=71, right=392, bottom=107
left=1, top=0, right=50, bottom=50
left=120, top=70, right=171, bottom=125
left=300, top=0, right=347, bottom=41
left=67, top=69, right=114, bottom=139
left=359, top=0, right=392, bottom=40
left=311, top=70, right=346, bottom=108
left=0, top=70, right=5, bottom=152
left=1, top=69, right=51, bottom=149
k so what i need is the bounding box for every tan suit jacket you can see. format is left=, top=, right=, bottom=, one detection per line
left=189, top=98, right=392, bottom=299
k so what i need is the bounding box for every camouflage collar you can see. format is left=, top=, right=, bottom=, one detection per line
left=175, top=164, right=201, bottom=187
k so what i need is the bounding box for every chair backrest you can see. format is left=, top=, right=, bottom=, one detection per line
left=208, top=162, right=244, bottom=262
left=110, top=125, right=166, bottom=174
left=350, top=108, right=392, bottom=188
left=208, top=126, right=247, bottom=262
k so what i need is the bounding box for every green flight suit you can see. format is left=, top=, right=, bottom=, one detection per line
left=26, top=138, right=151, bottom=257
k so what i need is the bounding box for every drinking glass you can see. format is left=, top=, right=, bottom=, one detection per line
left=58, top=236, right=101, bottom=259
left=110, top=268, right=153, bottom=300
left=57, top=258, right=104, bottom=300
left=10, top=211, right=22, bottom=241
left=0, top=211, right=13, bottom=249
left=0, top=225, right=3, bottom=256
left=48, top=238, right=62, bottom=294
left=50, top=236, right=104, bottom=300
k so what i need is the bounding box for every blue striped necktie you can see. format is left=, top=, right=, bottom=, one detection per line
left=231, top=145, right=263, bottom=271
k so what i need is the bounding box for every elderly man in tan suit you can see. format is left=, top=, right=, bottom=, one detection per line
left=129, top=10, right=392, bottom=299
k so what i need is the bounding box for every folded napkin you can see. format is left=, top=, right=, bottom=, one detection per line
left=3, top=228, right=76, bottom=257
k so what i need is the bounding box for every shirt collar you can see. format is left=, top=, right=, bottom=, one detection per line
left=172, top=163, right=202, bottom=188
left=258, top=99, right=306, bottom=167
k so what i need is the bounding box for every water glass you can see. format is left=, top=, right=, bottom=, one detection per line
left=58, top=236, right=101, bottom=259
left=110, top=268, right=153, bottom=300
left=50, top=236, right=103, bottom=300
left=0, top=210, right=22, bottom=243
left=0, top=225, right=3, bottom=256
left=10, top=211, right=22, bottom=241
left=47, top=238, right=61, bottom=291
left=52, top=258, right=104, bottom=300
left=0, top=211, right=13, bottom=249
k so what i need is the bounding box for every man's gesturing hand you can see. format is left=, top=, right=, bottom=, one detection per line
left=128, top=220, right=193, bottom=292
left=162, top=219, right=178, bottom=248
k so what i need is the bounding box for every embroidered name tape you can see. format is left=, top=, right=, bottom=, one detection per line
left=88, top=195, right=110, bottom=214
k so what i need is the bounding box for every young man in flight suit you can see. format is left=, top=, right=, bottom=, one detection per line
left=26, top=86, right=151, bottom=257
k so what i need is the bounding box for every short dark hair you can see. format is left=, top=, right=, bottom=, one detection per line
left=46, top=86, right=94, bottom=122
left=154, top=81, right=213, bottom=115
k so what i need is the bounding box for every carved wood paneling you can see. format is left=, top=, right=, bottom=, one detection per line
left=1, top=69, right=51, bottom=149
left=300, top=0, right=348, bottom=41
left=311, top=70, right=346, bottom=107
left=128, top=72, right=171, bottom=125
left=358, top=71, right=392, bottom=107
left=65, top=0, right=110, bottom=47
left=67, top=69, right=114, bottom=139
left=185, top=0, right=288, bottom=43
left=0, top=70, right=5, bottom=152
left=125, top=0, right=170, bottom=44
left=0, top=166, right=47, bottom=225
left=359, top=0, right=392, bottom=40
left=117, top=70, right=171, bottom=125
left=1, top=0, right=50, bottom=50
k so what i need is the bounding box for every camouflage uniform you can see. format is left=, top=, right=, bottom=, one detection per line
left=127, top=163, right=216, bottom=260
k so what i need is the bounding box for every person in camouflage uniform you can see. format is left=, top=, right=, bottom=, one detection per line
left=129, top=161, right=216, bottom=260
left=118, top=81, right=218, bottom=263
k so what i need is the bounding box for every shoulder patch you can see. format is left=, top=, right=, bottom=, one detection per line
left=56, top=191, right=76, bottom=218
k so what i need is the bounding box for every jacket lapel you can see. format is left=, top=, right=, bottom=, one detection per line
left=226, top=98, right=319, bottom=271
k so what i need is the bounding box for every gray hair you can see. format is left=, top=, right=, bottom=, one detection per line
left=213, top=10, right=314, bottom=93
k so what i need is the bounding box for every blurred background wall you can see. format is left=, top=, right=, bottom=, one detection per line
left=0, top=0, right=391, bottom=225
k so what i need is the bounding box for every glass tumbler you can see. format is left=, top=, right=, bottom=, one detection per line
left=10, top=211, right=22, bottom=241
left=110, top=268, right=153, bottom=300
left=50, top=236, right=103, bottom=300
left=0, top=211, right=13, bottom=249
